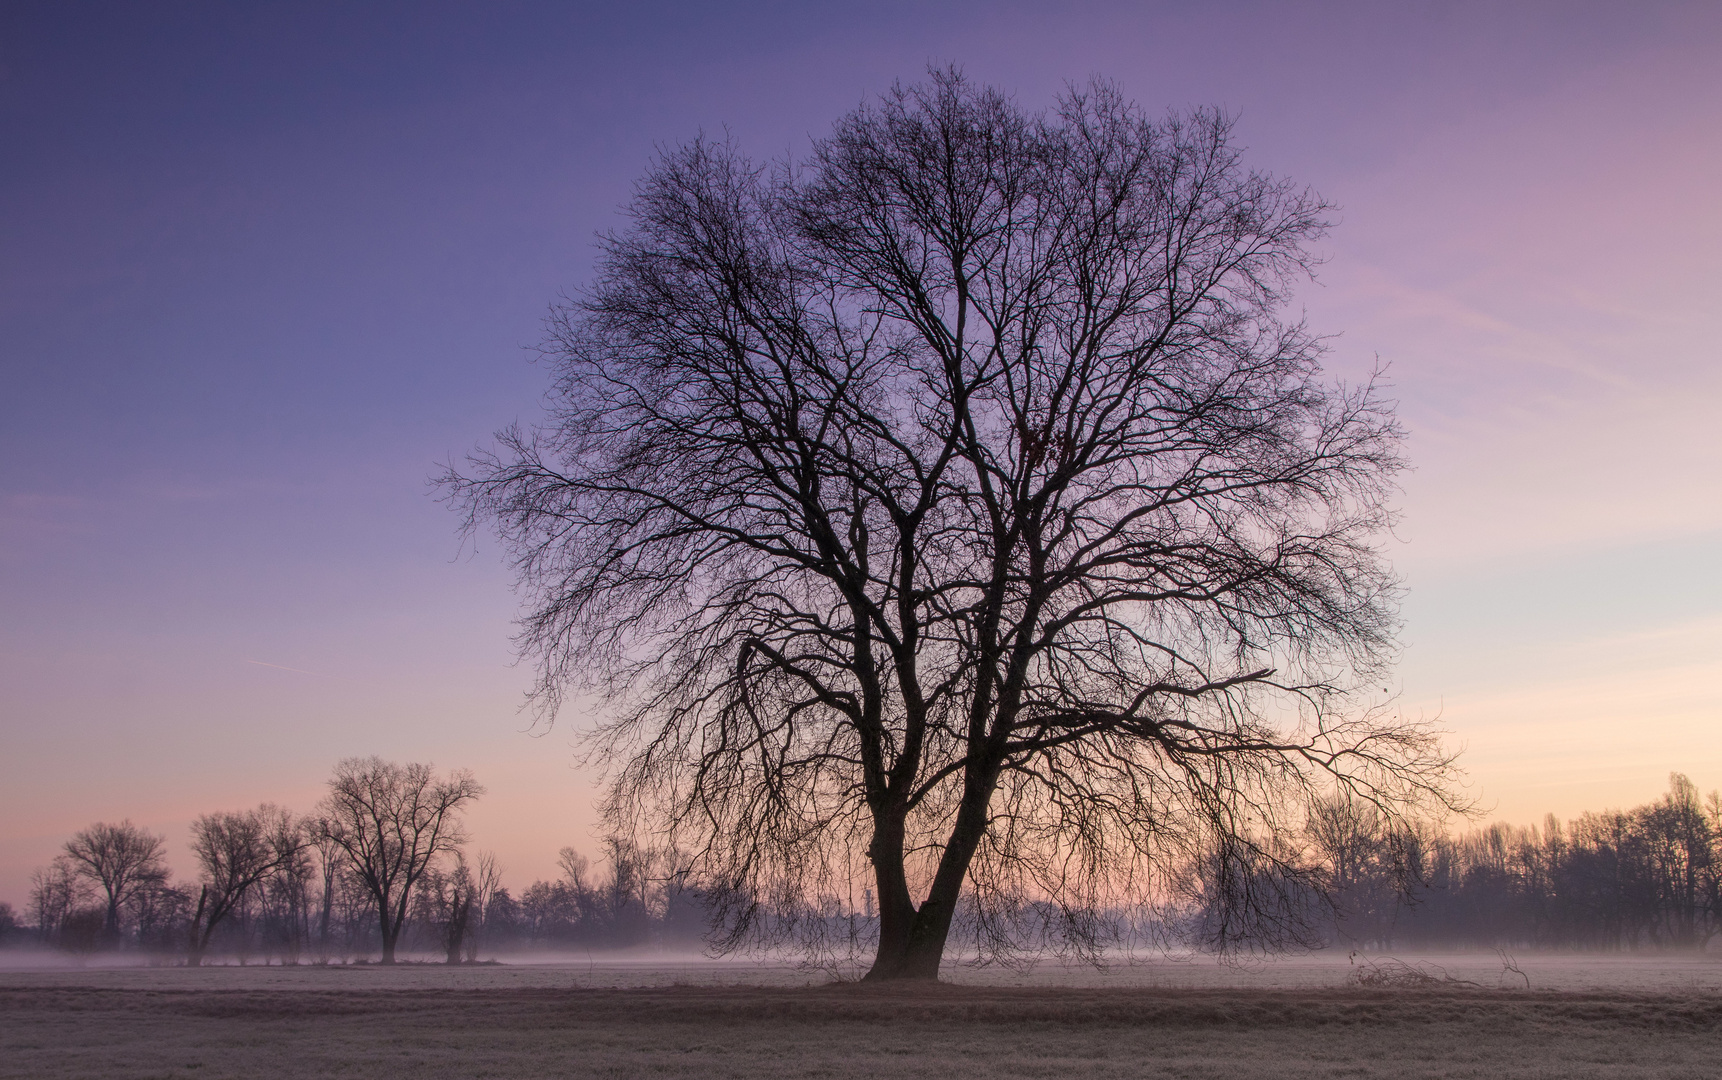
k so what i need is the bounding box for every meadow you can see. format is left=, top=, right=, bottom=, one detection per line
left=3, top=956, right=1720, bottom=1079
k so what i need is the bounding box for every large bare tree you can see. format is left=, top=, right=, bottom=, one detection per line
left=62, top=820, right=168, bottom=940
left=446, top=71, right=1461, bottom=980
left=314, top=757, right=483, bottom=964
left=186, top=804, right=306, bottom=966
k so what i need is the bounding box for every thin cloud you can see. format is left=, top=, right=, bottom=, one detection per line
left=245, top=659, right=325, bottom=677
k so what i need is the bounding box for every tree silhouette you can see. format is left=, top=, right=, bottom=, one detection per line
left=186, top=804, right=306, bottom=966
left=314, top=758, right=483, bottom=964
left=62, top=820, right=167, bottom=940
left=446, top=70, right=1460, bottom=979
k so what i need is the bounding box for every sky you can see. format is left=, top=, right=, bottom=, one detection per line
left=2, top=0, right=1718, bottom=909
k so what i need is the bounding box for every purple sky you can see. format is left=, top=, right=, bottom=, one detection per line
left=3, top=1, right=1719, bottom=907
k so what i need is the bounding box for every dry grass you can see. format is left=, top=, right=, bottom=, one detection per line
left=3, top=978, right=1720, bottom=1079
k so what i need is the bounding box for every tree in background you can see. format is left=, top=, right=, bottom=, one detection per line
left=413, top=854, right=476, bottom=964
left=310, top=827, right=345, bottom=959
left=186, top=804, right=307, bottom=966
left=1306, top=773, right=1722, bottom=952
left=1303, top=793, right=1420, bottom=949
left=1638, top=774, right=1714, bottom=946
left=261, top=827, right=318, bottom=963
left=314, top=758, right=483, bottom=964
left=501, top=842, right=695, bottom=951
left=28, top=857, right=92, bottom=946
left=125, top=877, right=193, bottom=952
left=446, top=70, right=1460, bottom=979
left=464, top=851, right=505, bottom=962
left=62, top=821, right=168, bottom=940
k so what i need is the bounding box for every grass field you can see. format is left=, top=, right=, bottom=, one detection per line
left=3, top=958, right=1720, bottom=1078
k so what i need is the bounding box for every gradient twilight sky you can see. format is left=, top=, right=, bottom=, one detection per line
left=2, top=1, right=1719, bottom=909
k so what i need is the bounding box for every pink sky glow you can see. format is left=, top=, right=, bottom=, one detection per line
left=2, top=1, right=1718, bottom=907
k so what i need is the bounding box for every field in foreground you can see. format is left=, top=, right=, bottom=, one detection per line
left=3, top=972, right=1721, bottom=1079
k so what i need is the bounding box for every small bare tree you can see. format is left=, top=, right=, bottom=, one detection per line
left=186, top=804, right=306, bottom=966
left=446, top=70, right=1461, bottom=979
left=309, top=827, right=345, bottom=959
left=464, top=851, right=505, bottom=962
left=444, top=856, right=473, bottom=964
left=29, top=857, right=93, bottom=945
left=127, top=877, right=193, bottom=953
left=265, top=834, right=318, bottom=963
left=414, top=856, right=475, bottom=964
left=62, top=821, right=168, bottom=941
left=314, top=757, right=483, bottom=964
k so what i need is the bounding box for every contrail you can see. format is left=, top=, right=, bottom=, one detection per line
left=246, top=659, right=324, bottom=677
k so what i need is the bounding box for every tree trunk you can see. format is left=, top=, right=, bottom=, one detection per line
left=187, top=885, right=209, bottom=968
left=861, top=812, right=921, bottom=980
left=317, top=877, right=334, bottom=957
left=445, top=893, right=469, bottom=965
left=862, top=772, right=997, bottom=981
left=862, top=874, right=966, bottom=980
left=379, top=902, right=397, bottom=964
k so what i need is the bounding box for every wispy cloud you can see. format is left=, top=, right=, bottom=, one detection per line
left=245, top=659, right=325, bottom=677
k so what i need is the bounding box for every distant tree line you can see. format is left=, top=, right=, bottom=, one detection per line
left=10, top=769, right=1722, bottom=960
left=10, top=758, right=703, bottom=964
left=1296, top=773, right=1722, bottom=951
